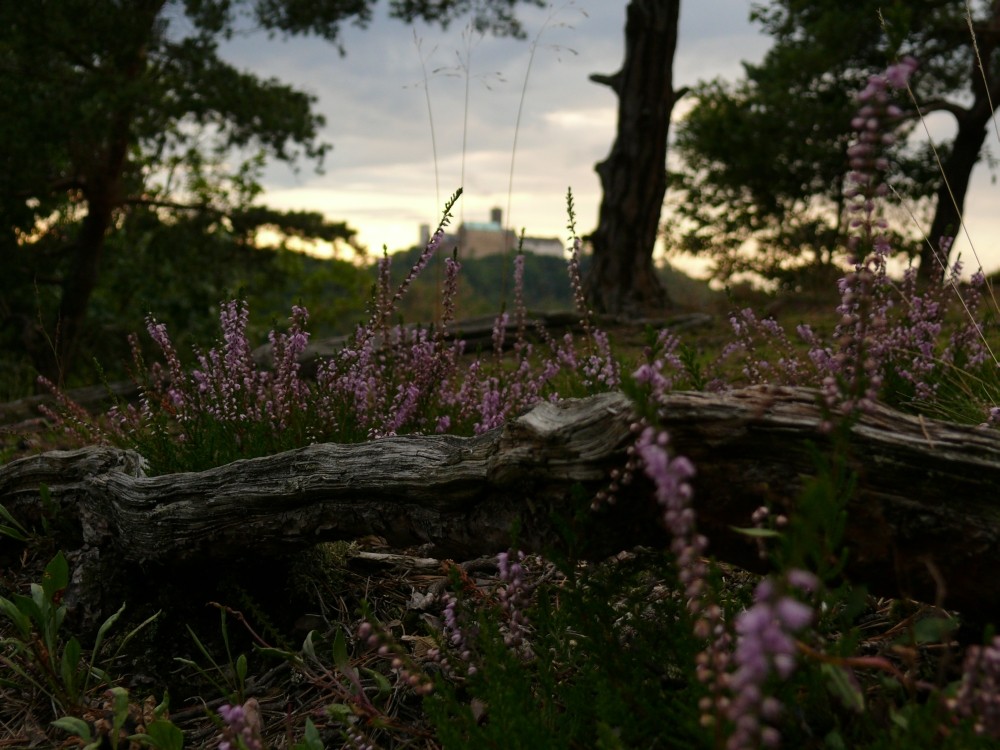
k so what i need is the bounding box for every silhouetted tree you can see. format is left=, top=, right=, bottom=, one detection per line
left=671, top=0, right=1000, bottom=284
left=0, top=0, right=542, bottom=384
left=584, top=0, right=683, bottom=317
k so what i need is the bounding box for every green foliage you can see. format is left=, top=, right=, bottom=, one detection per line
left=385, top=247, right=586, bottom=321
left=668, top=0, right=972, bottom=284
left=0, top=551, right=159, bottom=716
left=52, top=688, right=183, bottom=750
left=0, top=0, right=544, bottom=385
left=292, top=718, right=325, bottom=750
left=668, top=73, right=861, bottom=282
left=0, top=501, right=30, bottom=542
left=423, top=551, right=706, bottom=749
left=175, top=609, right=251, bottom=704
left=72, top=208, right=369, bottom=384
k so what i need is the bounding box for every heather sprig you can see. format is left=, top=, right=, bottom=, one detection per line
left=367, top=187, right=461, bottom=340
left=565, top=188, right=595, bottom=335
left=724, top=571, right=817, bottom=750
left=357, top=620, right=435, bottom=694
left=497, top=549, right=534, bottom=650
left=821, top=56, right=916, bottom=418
left=722, top=307, right=814, bottom=387
left=634, top=330, right=682, bottom=385
left=217, top=700, right=263, bottom=750
left=632, top=425, right=735, bottom=738
left=950, top=635, right=1000, bottom=738
left=113, top=303, right=329, bottom=470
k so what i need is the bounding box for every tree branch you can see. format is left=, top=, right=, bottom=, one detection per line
left=913, top=98, right=970, bottom=120
left=589, top=71, right=623, bottom=94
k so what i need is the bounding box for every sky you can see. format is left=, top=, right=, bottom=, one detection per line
left=219, top=0, right=1000, bottom=275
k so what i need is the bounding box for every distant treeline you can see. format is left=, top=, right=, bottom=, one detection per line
left=0, top=240, right=588, bottom=398
left=381, top=246, right=586, bottom=323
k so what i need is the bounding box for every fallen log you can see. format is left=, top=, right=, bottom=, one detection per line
left=656, top=386, right=1000, bottom=622
left=2, top=387, right=1000, bottom=623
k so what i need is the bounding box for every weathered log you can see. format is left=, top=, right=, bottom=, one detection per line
left=3, top=387, right=1000, bottom=622
left=657, top=386, right=1000, bottom=621
left=0, top=392, right=648, bottom=567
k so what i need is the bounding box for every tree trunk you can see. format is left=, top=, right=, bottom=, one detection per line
left=50, top=184, right=119, bottom=384
left=584, top=0, right=680, bottom=317
left=919, top=3, right=1000, bottom=282
left=919, top=110, right=992, bottom=281
left=40, top=6, right=160, bottom=384
left=5, top=388, right=1000, bottom=624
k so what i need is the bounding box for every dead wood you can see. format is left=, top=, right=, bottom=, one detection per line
left=3, top=387, right=1000, bottom=621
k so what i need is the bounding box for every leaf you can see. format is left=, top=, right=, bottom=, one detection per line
left=823, top=729, right=848, bottom=750
left=332, top=629, right=349, bottom=672
left=361, top=666, right=391, bottom=697
left=302, top=630, right=318, bottom=663
left=51, top=716, right=93, bottom=741
left=325, top=703, right=353, bottom=723
left=255, top=645, right=302, bottom=666
left=109, top=686, right=131, bottom=734
left=595, top=721, right=625, bottom=750
left=0, top=523, right=28, bottom=541
left=821, top=663, right=864, bottom=713
left=88, top=600, right=128, bottom=691
left=730, top=525, right=783, bottom=538
left=42, top=551, right=69, bottom=600
left=185, top=624, right=223, bottom=676
left=23, top=587, right=46, bottom=625
left=0, top=596, right=32, bottom=638
left=115, top=609, right=161, bottom=655
left=93, top=601, right=127, bottom=657
left=0, top=503, right=29, bottom=541
left=153, top=691, right=171, bottom=720
left=291, top=717, right=324, bottom=750
left=236, top=653, right=248, bottom=684
left=60, top=636, right=82, bottom=698
left=219, top=610, right=232, bottom=665
left=910, top=616, right=957, bottom=645
left=134, top=720, right=185, bottom=750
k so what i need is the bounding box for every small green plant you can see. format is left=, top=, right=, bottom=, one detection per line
left=407, top=548, right=705, bottom=749
left=291, top=718, right=325, bottom=750
left=175, top=607, right=251, bottom=704
left=52, top=687, right=184, bottom=750
left=0, top=484, right=66, bottom=546
left=259, top=623, right=402, bottom=746
left=0, top=500, right=30, bottom=542
left=0, top=550, right=159, bottom=716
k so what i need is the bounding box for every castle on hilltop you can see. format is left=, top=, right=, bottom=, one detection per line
left=419, top=207, right=565, bottom=260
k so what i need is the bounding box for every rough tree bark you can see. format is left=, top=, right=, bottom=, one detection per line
left=584, top=0, right=682, bottom=316
left=4, top=388, right=1000, bottom=624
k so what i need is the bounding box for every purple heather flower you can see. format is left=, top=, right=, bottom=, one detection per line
left=217, top=702, right=262, bottom=750
left=441, top=255, right=461, bottom=330
left=497, top=549, right=534, bottom=649
left=441, top=594, right=477, bottom=675
left=885, top=56, right=918, bottom=89
left=583, top=329, right=620, bottom=389
left=951, top=636, right=1000, bottom=737
left=634, top=422, right=733, bottom=738
left=725, top=570, right=815, bottom=750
